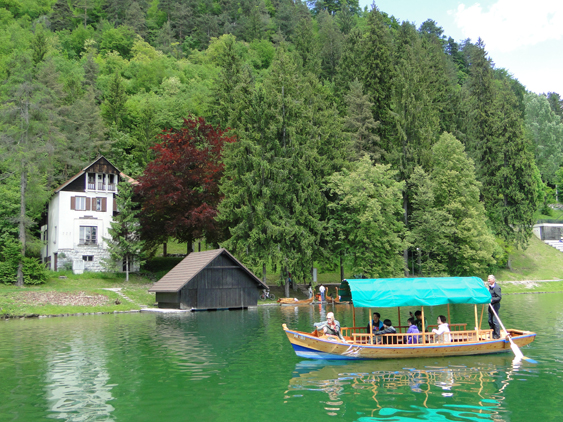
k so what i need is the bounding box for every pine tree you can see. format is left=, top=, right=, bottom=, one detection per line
left=466, top=40, right=540, bottom=249
left=101, top=70, right=128, bottom=129
left=0, top=54, right=65, bottom=285
left=317, top=10, right=343, bottom=81
left=219, top=48, right=333, bottom=296
left=125, top=2, right=148, bottom=38
left=292, top=15, right=320, bottom=75
left=525, top=92, right=563, bottom=184
left=360, top=6, right=395, bottom=145
left=103, top=181, right=145, bottom=281
left=344, top=79, right=380, bottom=160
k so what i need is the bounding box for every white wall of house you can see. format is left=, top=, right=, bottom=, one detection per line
left=40, top=163, right=141, bottom=272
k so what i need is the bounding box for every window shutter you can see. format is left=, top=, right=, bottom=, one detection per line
left=102, top=198, right=107, bottom=212
left=113, top=195, right=117, bottom=212
left=70, top=196, right=76, bottom=210
left=86, top=197, right=91, bottom=211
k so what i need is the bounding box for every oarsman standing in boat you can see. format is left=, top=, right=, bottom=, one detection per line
left=488, top=275, right=502, bottom=339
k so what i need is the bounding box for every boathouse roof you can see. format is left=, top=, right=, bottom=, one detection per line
left=149, top=248, right=267, bottom=293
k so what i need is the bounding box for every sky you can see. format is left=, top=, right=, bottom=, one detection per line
left=358, top=0, right=563, bottom=96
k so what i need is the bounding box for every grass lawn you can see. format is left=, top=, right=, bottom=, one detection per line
left=0, top=271, right=155, bottom=317
left=496, top=235, right=563, bottom=282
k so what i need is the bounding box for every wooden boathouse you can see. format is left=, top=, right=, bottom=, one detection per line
left=149, top=248, right=267, bottom=310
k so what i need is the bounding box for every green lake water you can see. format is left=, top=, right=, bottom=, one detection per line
left=0, top=292, right=560, bottom=422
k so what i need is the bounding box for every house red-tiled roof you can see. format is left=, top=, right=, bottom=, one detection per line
left=149, top=248, right=267, bottom=293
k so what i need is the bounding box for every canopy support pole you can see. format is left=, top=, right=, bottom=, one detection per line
left=474, top=304, right=479, bottom=341
left=447, top=304, right=451, bottom=325
left=479, top=304, right=485, bottom=331
left=421, top=306, right=426, bottom=344
left=369, top=308, right=373, bottom=344
left=397, top=307, right=401, bottom=333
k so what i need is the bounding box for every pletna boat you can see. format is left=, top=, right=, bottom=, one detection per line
left=277, top=297, right=314, bottom=305
left=282, top=277, right=536, bottom=360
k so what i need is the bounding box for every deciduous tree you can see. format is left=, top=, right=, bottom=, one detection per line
left=137, top=117, right=235, bottom=252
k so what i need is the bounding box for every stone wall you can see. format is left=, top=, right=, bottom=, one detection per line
left=57, top=246, right=110, bottom=272
left=57, top=246, right=140, bottom=273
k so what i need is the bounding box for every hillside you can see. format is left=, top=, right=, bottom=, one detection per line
left=496, top=235, right=563, bottom=281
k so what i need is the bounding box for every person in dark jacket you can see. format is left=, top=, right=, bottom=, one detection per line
left=373, top=319, right=397, bottom=344
left=366, top=312, right=384, bottom=333
left=488, top=275, right=502, bottom=339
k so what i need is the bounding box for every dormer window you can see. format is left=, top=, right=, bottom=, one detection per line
left=87, top=174, right=95, bottom=190
left=97, top=174, right=105, bottom=190
left=108, top=174, right=116, bottom=191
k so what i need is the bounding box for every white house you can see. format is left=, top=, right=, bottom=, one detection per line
left=40, top=156, right=138, bottom=273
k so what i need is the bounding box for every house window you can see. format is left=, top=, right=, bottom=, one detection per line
left=79, top=226, right=97, bottom=245
left=95, top=198, right=103, bottom=211
left=82, top=255, right=94, bottom=261
left=75, top=196, right=86, bottom=211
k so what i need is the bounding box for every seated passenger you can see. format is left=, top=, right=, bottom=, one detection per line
left=373, top=319, right=397, bottom=344
left=366, top=312, right=384, bottom=333
left=432, top=315, right=451, bottom=343
left=407, top=317, right=420, bottom=344
left=411, top=310, right=429, bottom=332
left=314, top=312, right=344, bottom=340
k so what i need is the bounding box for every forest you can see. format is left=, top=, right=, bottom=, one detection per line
left=2, top=0, right=563, bottom=289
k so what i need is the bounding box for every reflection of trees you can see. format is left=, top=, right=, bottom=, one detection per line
left=287, top=358, right=518, bottom=419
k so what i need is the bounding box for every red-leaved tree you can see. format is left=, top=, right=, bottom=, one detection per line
left=136, top=117, right=235, bottom=252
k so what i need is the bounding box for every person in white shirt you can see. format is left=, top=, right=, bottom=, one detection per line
left=319, top=284, right=326, bottom=302
left=432, top=315, right=451, bottom=343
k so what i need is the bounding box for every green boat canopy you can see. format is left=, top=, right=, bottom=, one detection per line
left=346, top=277, right=491, bottom=308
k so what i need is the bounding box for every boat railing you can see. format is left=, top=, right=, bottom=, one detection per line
left=427, top=323, right=467, bottom=332
left=346, top=328, right=494, bottom=345
left=342, top=323, right=467, bottom=338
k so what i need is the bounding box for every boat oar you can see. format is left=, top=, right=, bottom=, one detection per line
left=489, top=304, right=537, bottom=364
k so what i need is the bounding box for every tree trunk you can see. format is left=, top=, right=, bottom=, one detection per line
left=125, top=254, right=129, bottom=282
left=340, top=255, right=344, bottom=281
left=163, top=243, right=167, bottom=257
left=284, top=268, right=290, bottom=298
left=262, top=263, right=267, bottom=285
left=187, top=239, right=192, bottom=255
left=403, top=191, right=409, bottom=276
left=16, top=166, right=27, bottom=287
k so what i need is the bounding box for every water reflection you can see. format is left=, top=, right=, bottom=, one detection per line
left=45, top=335, right=115, bottom=421
left=286, top=356, right=532, bottom=420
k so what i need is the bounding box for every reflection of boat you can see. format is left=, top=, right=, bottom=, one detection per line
left=277, top=297, right=314, bottom=305
left=282, top=277, right=536, bottom=360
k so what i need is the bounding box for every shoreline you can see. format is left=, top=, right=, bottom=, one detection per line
left=3, top=288, right=563, bottom=320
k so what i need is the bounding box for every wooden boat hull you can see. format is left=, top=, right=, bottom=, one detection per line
left=282, top=324, right=536, bottom=360
left=278, top=297, right=314, bottom=305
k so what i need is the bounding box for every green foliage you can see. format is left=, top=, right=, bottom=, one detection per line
left=0, top=237, right=46, bottom=285
left=525, top=92, right=563, bottom=184
left=409, top=133, right=497, bottom=276
left=326, top=155, right=406, bottom=277
left=21, top=256, right=47, bottom=284
left=103, top=180, right=145, bottom=281
left=99, top=25, right=137, bottom=59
